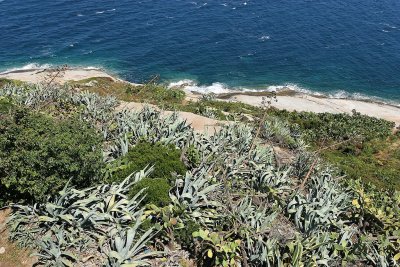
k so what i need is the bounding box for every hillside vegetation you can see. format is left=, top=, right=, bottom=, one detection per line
left=0, top=79, right=399, bottom=266
left=75, top=77, right=400, bottom=190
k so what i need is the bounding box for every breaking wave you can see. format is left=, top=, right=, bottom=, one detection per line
left=168, top=79, right=323, bottom=95
left=0, top=63, right=103, bottom=75
left=167, top=79, right=400, bottom=106
left=0, top=63, right=53, bottom=74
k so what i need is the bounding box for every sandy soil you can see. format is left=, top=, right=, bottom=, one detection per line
left=227, top=94, right=400, bottom=127
left=0, top=68, right=116, bottom=84
left=0, top=209, right=37, bottom=267
left=118, top=101, right=227, bottom=135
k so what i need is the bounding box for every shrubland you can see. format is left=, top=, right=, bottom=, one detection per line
left=266, top=108, right=399, bottom=190
left=0, top=79, right=399, bottom=266
left=106, top=141, right=187, bottom=184
left=69, top=77, right=185, bottom=106
left=0, top=103, right=103, bottom=204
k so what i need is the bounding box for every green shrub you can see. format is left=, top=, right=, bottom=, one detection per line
left=129, top=178, right=171, bottom=207
left=109, top=141, right=187, bottom=183
left=71, top=78, right=185, bottom=107
left=174, top=219, right=201, bottom=250
left=0, top=78, right=25, bottom=88
left=268, top=108, right=394, bottom=145
left=264, top=108, right=399, bottom=190
left=263, top=116, right=300, bottom=148
left=125, top=83, right=185, bottom=105
left=181, top=99, right=263, bottom=121
left=0, top=98, right=13, bottom=113
left=322, top=139, right=400, bottom=190
left=185, top=145, right=201, bottom=168
left=0, top=107, right=104, bottom=203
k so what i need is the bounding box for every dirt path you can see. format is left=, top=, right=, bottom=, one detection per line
left=117, top=101, right=228, bottom=135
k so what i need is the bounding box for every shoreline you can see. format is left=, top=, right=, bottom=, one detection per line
left=0, top=66, right=128, bottom=84
left=1, top=66, right=399, bottom=126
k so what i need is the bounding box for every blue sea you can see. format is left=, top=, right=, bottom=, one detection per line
left=1, top=0, right=400, bottom=103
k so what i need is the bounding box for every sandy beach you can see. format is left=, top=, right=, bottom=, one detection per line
left=0, top=67, right=116, bottom=84
left=1, top=67, right=400, bottom=127
left=225, top=93, right=400, bottom=127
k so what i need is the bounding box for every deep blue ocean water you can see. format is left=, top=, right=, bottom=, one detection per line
left=1, top=0, right=400, bottom=102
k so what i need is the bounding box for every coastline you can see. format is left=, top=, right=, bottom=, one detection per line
left=215, top=92, right=400, bottom=127
left=1, top=67, right=399, bottom=127
left=0, top=67, right=117, bottom=84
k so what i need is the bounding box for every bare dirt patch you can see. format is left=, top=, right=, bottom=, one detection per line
left=0, top=208, right=37, bottom=267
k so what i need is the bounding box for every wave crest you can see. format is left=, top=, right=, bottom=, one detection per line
left=168, top=80, right=231, bottom=94
left=167, top=80, right=321, bottom=95
left=167, top=79, right=399, bottom=106
left=0, top=63, right=53, bottom=74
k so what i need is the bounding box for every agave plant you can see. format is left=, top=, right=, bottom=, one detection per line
left=104, top=214, right=160, bottom=267
left=102, top=107, right=193, bottom=158
left=3, top=80, right=397, bottom=266
left=287, top=173, right=351, bottom=235
left=208, top=123, right=254, bottom=154
left=251, top=166, right=293, bottom=199
left=232, top=197, right=282, bottom=266
left=291, top=148, right=317, bottom=179
left=169, top=168, right=221, bottom=225
left=7, top=169, right=160, bottom=266
left=34, top=229, right=78, bottom=267
left=263, top=116, right=301, bottom=148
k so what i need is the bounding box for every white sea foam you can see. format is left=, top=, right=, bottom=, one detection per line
left=83, top=66, right=101, bottom=70
left=166, top=79, right=397, bottom=106
left=381, top=23, right=397, bottom=29
left=259, top=35, right=270, bottom=41
left=167, top=79, right=325, bottom=96
left=327, top=90, right=379, bottom=101
left=96, top=11, right=105, bottom=14
left=0, top=63, right=106, bottom=75
left=324, top=90, right=400, bottom=106
left=179, top=79, right=399, bottom=105
left=186, top=82, right=231, bottom=94
left=168, top=79, right=196, bottom=88
left=168, top=79, right=231, bottom=94
left=0, top=63, right=53, bottom=74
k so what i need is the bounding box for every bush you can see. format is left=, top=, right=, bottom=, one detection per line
left=0, top=78, right=25, bottom=88
left=109, top=141, right=187, bottom=183
left=129, top=178, right=171, bottom=207
left=125, top=84, right=185, bottom=105
left=268, top=109, right=394, bottom=145
left=0, top=98, right=13, bottom=113
left=174, top=219, right=200, bottom=250
left=0, top=107, right=104, bottom=203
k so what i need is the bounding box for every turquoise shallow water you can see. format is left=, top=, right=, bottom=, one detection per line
left=1, top=0, right=400, bottom=102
